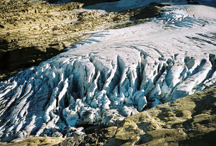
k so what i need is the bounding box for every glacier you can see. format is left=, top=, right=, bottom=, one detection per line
left=0, top=3, right=216, bottom=141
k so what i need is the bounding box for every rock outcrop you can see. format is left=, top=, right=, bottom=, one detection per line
left=0, top=137, right=65, bottom=146
left=0, top=0, right=84, bottom=80
left=107, top=86, right=216, bottom=145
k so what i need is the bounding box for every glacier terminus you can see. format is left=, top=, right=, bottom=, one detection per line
left=0, top=0, right=216, bottom=142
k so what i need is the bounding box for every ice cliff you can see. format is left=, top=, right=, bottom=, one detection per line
left=0, top=4, right=216, bottom=141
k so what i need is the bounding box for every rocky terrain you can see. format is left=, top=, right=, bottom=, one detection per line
left=0, top=0, right=162, bottom=81
left=109, top=86, right=216, bottom=145
left=0, top=137, right=65, bottom=146
left=0, top=0, right=216, bottom=145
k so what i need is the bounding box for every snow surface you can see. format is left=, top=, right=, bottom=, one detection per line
left=0, top=2, right=216, bottom=141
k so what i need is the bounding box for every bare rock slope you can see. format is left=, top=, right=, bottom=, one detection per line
left=108, top=86, right=216, bottom=145
left=0, top=137, right=65, bottom=146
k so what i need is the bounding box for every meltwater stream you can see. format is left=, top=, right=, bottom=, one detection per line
left=0, top=5, right=216, bottom=141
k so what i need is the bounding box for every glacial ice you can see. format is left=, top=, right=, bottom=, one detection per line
left=0, top=4, right=216, bottom=141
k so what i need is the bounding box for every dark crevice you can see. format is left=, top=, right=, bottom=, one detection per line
left=191, top=59, right=207, bottom=75
left=153, top=63, right=166, bottom=85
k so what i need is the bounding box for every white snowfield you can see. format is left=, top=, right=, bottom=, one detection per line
left=0, top=1, right=216, bottom=142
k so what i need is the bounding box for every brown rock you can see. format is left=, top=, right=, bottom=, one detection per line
left=0, top=137, right=65, bottom=146
left=107, top=87, right=216, bottom=145
left=56, top=126, right=117, bottom=146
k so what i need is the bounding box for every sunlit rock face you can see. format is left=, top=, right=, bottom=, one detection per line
left=0, top=4, right=216, bottom=142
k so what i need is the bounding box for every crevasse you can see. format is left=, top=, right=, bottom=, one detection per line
left=0, top=5, right=216, bottom=141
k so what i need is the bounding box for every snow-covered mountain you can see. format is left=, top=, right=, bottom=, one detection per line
left=0, top=0, right=216, bottom=142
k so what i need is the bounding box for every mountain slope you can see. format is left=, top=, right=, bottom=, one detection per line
left=0, top=0, right=216, bottom=144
